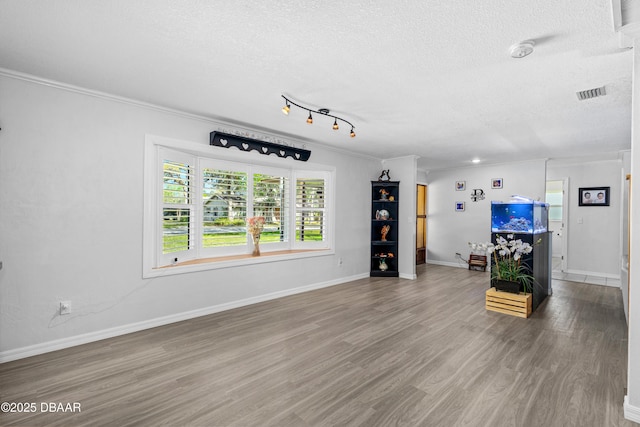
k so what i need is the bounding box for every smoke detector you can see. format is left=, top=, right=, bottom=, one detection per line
left=510, top=40, right=535, bottom=58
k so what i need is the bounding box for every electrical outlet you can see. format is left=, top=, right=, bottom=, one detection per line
left=60, top=301, right=72, bottom=315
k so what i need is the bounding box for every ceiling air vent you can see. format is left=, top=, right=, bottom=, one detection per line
left=576, top=86, right=606, bottom=101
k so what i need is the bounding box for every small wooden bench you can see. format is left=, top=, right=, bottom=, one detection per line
left=468, top=254, right=487, bottom=271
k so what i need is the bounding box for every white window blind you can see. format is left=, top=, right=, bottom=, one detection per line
left=161, top=150, right=196, bottom=264
left=254, top=173, right=290, bottom=245
left=202, top=168, right=248, bottom=248
left=295, top=177, right=326, bottom=243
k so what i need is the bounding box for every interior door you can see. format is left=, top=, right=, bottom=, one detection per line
left=545, top=179, right=568, bottom=272
left=416, top=184, right=427, bottom=265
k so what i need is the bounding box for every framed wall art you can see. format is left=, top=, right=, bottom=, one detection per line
left=491, top=178, right=503, bottom=189
left=455, top=181, right=466, bottom=191
left=578, top=186, right=610, bottom=206
left=455, top=201, right=465, bottom=212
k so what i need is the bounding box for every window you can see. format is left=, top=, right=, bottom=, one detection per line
left=160, top=150, right=195, bottom=266
left=295, top=176, right=326, bottom=244
left=144, top=136, right=334, bottom=276
left=253, top=172, right=289, bottom=246
left=545, top=190, right=563, bottom=221
left=201, top=162, right=248, bottom=253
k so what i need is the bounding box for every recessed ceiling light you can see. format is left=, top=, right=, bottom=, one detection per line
left=472, top=158, right=481, bottom=164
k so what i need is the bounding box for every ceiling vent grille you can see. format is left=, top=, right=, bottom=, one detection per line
left=576, top=86, right=606, bottom=101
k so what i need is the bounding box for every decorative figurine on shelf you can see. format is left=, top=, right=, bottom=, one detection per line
left=246, top=216, right=265, bottom=256
left=379, top=188, right=389, bottom=200
left=376, top=209, right=389, bottom=220
left=389, top=195, right=395, bottom=201
left=378, top=169, right=391, bottom=182
left=381, top=224, right=391, bottom=241
left=379, top=258, right=389, bottom=271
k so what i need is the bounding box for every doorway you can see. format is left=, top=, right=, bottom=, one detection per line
left=416, top=184, right=427, bottom=265
left=545, top=179, right=568, bottom=272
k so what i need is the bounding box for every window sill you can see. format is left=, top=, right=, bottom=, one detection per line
left=144, top=249, right=334, bottom=278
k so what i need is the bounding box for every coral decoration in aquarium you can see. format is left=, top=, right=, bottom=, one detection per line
left=491, top=199, right=548, bottom=234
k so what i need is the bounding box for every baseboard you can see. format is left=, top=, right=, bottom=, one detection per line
left=400, top=273, right=417, bottom=280
left=0, top=273, right=369, bottom=363
left=565, top=269, right=620, bottom=280
left=426, top=259, right=469, bottom=269
left=624, top=395, right=640, bottom=423
left=560, top=269, right=621, bottom=287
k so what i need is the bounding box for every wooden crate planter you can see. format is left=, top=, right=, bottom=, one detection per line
left=486, top=287, right=532, bottom=318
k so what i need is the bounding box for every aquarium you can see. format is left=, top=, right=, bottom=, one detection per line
left=491, top=200, right=548, bottom=234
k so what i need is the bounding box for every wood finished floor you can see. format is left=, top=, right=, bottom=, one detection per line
left=0, top=264, right=635, bottom=427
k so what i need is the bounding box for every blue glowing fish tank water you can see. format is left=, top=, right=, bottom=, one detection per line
left=491, top=200, right=549, bottom=234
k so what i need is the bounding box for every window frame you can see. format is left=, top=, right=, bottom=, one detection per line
left=293, top=172, right=330, bottom=248
left=143, top=135, right=335, bottom=278
left=159, top=148, right=197, bottom=267
left=199, top=158, right=251, bottom=258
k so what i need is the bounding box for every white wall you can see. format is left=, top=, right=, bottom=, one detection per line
left=547, top=159, right=623, bottom=279
left=426, top=159, right=547, bottom=266
left=0, top=74, right=380, bottom=360
left=382, top=156, right=418, bottom=279
left=625, top=37, right=640, bottom=421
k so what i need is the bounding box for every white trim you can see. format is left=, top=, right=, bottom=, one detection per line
left=565, top=269, right=621, bottom=281
left=146, top=249, right=335, bottom=278
left=624, top=396, right=640, bottom=423
left=427, top=259, right=470, bottom=269
left=0, top=273, right=368, bottom=363
left=560, top=177, right=569, bottom=272
left=399, top=273, right=417, bottom=280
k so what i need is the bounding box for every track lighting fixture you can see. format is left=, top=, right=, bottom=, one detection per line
left=281, top=95, right=356, bottom=138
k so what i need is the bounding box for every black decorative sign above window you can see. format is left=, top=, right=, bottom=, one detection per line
left=209, top=131, right=311, bottom=162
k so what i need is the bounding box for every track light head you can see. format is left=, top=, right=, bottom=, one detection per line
left=306, top=112, right=313, bottom=124
left=350, top=127, right=356, bottom=138
left=282, top=102, right=290, bottom=115
left=333, top=119, right=339, bottom=130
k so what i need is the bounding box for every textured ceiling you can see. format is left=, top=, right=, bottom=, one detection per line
left=0, top=0, right=633, bottom=170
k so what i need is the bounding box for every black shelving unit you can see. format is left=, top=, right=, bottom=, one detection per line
left=371, top=181, right=399, bottom=277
